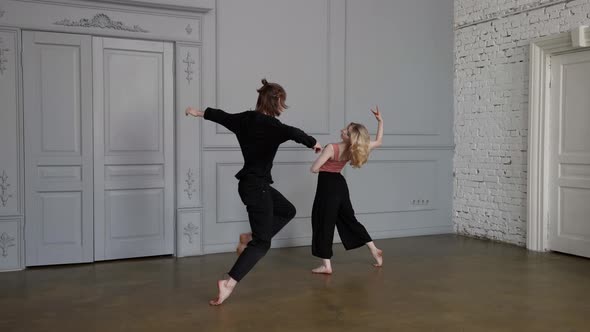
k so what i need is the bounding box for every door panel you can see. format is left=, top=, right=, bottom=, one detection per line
left=23, top=31, right=93, bottom=266
left=549, top=50, right=590, bottom=258
left=93, top=37, right=174, bottom=260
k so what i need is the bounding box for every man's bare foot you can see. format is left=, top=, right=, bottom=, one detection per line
left=312, top=265, right=333, bottom=274
left=209, top=279, right=236, bottom=306
left=371, top=249, right=383, bottom=267
left=236, top=243, right=246, bottom=256
left=235, top=232, right=252, bottom=256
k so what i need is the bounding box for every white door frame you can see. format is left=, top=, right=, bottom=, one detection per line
left=527, top=26, right=590, bottom=251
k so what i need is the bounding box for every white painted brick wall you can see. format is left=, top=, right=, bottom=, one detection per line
left=453, top=0, right=590, bottom=246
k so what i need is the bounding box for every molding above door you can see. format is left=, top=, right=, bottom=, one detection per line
left=0, top=0, right=208, bottom=43
left=78, top=0, right=214, bottom=13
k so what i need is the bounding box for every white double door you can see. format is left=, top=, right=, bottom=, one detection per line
left=24, top=31, right=174, bottom=266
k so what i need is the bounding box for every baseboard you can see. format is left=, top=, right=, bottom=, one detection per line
left=202, top=225, right=454, bottom=255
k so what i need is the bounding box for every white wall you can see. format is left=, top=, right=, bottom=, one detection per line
left=0, top=0, right=455, bottom=269
left=453, top=0, right=590, bottom=246
left=201, top=0, right=455, bottom=253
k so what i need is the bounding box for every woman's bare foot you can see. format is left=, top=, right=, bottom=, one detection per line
left=209, top=278, right=237, bottom=306
left=371, top=248, right=383, bottom=267
left=312, top=265, right=333, bottom=274
left=235, top=232, right=252, bottom=256
left=312, top=259, right=332, bottom=274
left=366, top=241, right=383, bottom=267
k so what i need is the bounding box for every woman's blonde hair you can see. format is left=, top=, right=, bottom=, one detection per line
left=346, top=122, right=370, bottom=168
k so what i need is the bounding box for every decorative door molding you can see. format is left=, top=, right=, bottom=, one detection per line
left=527, top=26, right=590, bottom=251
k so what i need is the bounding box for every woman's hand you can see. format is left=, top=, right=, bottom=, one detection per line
left=185, top=107, right=204, bottom=117
left=310, top=144, right=332, bottom=173
left=371, top=105, right=382, bottom=122
left=369, top=105, right=383, bottom=150
left=313, top=142, right=322, bottom=154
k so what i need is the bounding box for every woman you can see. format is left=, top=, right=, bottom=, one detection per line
left=308, top=106, right=384, bottom=274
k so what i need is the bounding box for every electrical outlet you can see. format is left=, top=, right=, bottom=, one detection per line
left=410, top=199, right=430, bottom=206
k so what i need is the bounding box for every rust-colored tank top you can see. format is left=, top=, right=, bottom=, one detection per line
left=319, top=143, right=348, bottom=173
